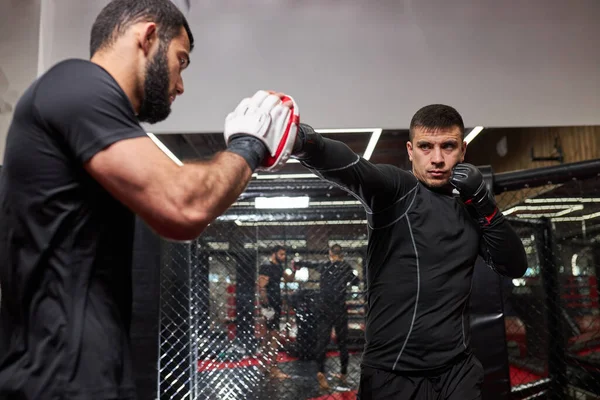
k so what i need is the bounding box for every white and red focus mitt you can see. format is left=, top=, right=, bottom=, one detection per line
left=224, top=90, right=300, bottom=172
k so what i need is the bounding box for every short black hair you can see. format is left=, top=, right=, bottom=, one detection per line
left=271, top=245, right=286, bottom=254
left=90, top=0, right=195, bottom=57
left=330, top=244, right=343, bottom=256
left=409, top=104, right=465, bottom=141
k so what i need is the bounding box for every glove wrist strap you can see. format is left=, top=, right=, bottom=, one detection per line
left=226, top=136, right=268, bottom=171
left=292, top=123, right=325, bottom=160
left=464, top=182, right=501, bottom=226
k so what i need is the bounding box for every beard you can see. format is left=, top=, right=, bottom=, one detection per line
left=137, top=43, right=172, bottom=124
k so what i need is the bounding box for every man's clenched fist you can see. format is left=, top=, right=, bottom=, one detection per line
left=450, top=163, right=499, bottom=225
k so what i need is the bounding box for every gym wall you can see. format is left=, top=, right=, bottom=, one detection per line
left=0, top=0, right=41, bottom=161
left=37, top=0, right=600, bottom=133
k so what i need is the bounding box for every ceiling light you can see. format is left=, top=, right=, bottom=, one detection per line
left=362, top=129, right=383, bottom=161
left=552, top=211, right=600, bottom=222
left=147, top=132, right=183, bottom=166
left=255, top=196, right=310, bottom=209
left=525, top=198, right=600, bottom=204
left=464, top=126, right=484, bottom=144
left=234, top=219, right=367, bottom=227
left=504, top=204, right=583, bottom=218
left=260, top=127, right=382, bottom=169
left=254, top=173, right=317, bottom=180
left=233, top=200, right=361, bottom=208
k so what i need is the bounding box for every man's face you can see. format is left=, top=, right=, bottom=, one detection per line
left=276, top=250, right=287, bottom=264
left=138, top=27, right=190, bottom=124
left=406, top=126, right=466, bottom=188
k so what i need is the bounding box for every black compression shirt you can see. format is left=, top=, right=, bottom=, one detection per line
left=300, top=137, right=527, bottom=373
left=0, top=59, right=147, bottom=399
left=301, top=261, right=359, bottom=306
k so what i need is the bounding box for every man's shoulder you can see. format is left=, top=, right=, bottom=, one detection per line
left=42, top=59, right=106, bottom=83
left=33, top=59, right=133, bottom=127
left=38, top=59, right=121, bottom=102
left=375, top=164, right=418, bottom=184
left=259, top=261, right=276, bottom=272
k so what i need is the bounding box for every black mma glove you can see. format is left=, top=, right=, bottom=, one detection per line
left=292, top=123, right=325, bottom=160
left=451, top=163, right=528, bottom=278
left=450, top=163, right=500, bottom=226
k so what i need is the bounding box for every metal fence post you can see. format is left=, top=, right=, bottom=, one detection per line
left=539, top=218, right=567, bottom=399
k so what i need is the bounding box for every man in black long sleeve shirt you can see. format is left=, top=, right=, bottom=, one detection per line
left=292, top=104, right=528, bottom=399
left=298, top=244, right=361, bottom=390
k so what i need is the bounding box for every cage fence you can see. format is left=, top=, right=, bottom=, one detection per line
left=156, top=159, right=600, bottom=400
left=496, top=161, right=600, bottom=400
left=158, top=195, right=369, bottom=399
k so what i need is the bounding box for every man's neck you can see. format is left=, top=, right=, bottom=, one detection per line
left=91, top=50, right=141, bottom=113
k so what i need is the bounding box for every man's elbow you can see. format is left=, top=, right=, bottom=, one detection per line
left=496, top=257, right=528, bottom=279
left=502, top=263, right=528, bottom=279
left=148, top=207, right=212, bottom=241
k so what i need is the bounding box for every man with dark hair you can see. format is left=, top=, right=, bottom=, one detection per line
left=0, top=0, right=298, bottom=398
left=292, top=104, right=528, bottom=399
left=297, top=244, right=360, bottom=390
left=258, top=245, right=296, bottom=379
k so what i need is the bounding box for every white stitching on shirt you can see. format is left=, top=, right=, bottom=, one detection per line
left=366, top=182, right=418, bottom=216
left=369, top=184, right=418, bottom=230
left=308, top=155, right=361, bottom=172
left=310, top=168, right=373, bottom=214
left=392, top=213, right=420, bottom=370
left=462, top=273, right=475, bottom=349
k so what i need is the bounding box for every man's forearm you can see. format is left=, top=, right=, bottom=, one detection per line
left=172, top=152, right=253, bottom=236
left=294, top=124, right=405, bottom=211
left=294, top=123, right=359, bottom=170
left=283, top=269, right=296, bottom=283
left=480, top=217, right=528, bottom=278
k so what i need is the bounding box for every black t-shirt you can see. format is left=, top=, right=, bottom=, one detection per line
left=305, top=260, right=359, bottom=306
left=302, top=141, right=484, bottom=373
left=259, top=261, right=284, bottom=308
left=0, top=59, right=147, bottom=399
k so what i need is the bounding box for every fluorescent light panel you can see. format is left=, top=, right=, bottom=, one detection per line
left=362, top=129, right=383, bottom=161
left=234, top=200, right=361, bottom=208
left=552, top=211, right=600, bottom=222
left=254, top=173, right=317, bottom=180
left=525, top=198, right=600, bottom=204
left=258, top=127, right=382, bottom=174
left=255, top=196, right=309, bottom=209
left=234, top=219, right=367, bottom=227
left=504, top=205, right=584, bottom=216
left=147, top=132, right=183, bottom=166
left=464, top=126, right=484, bottom=144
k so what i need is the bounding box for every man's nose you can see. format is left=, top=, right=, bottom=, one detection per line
left=175, top=76, right=184, bottom=96
left=431, top=147, right=444, bottom=164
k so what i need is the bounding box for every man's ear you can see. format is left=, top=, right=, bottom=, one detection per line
left=139, top=22, right=158, bottom=57
left=406, top=141, right=413, bottom=162
left=461, top=140, right=467, bottom=162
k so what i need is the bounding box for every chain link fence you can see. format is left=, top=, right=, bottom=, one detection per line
left=499, top=167, right=600, bottom=400
left=155, top=160, right=600, bottom=400
left=158, top=200, right=368, bottom=399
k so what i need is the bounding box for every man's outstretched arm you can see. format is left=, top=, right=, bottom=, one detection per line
left=293, top=123, right=415, bottom=212
left=84, top=91, right=293, bottom=241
